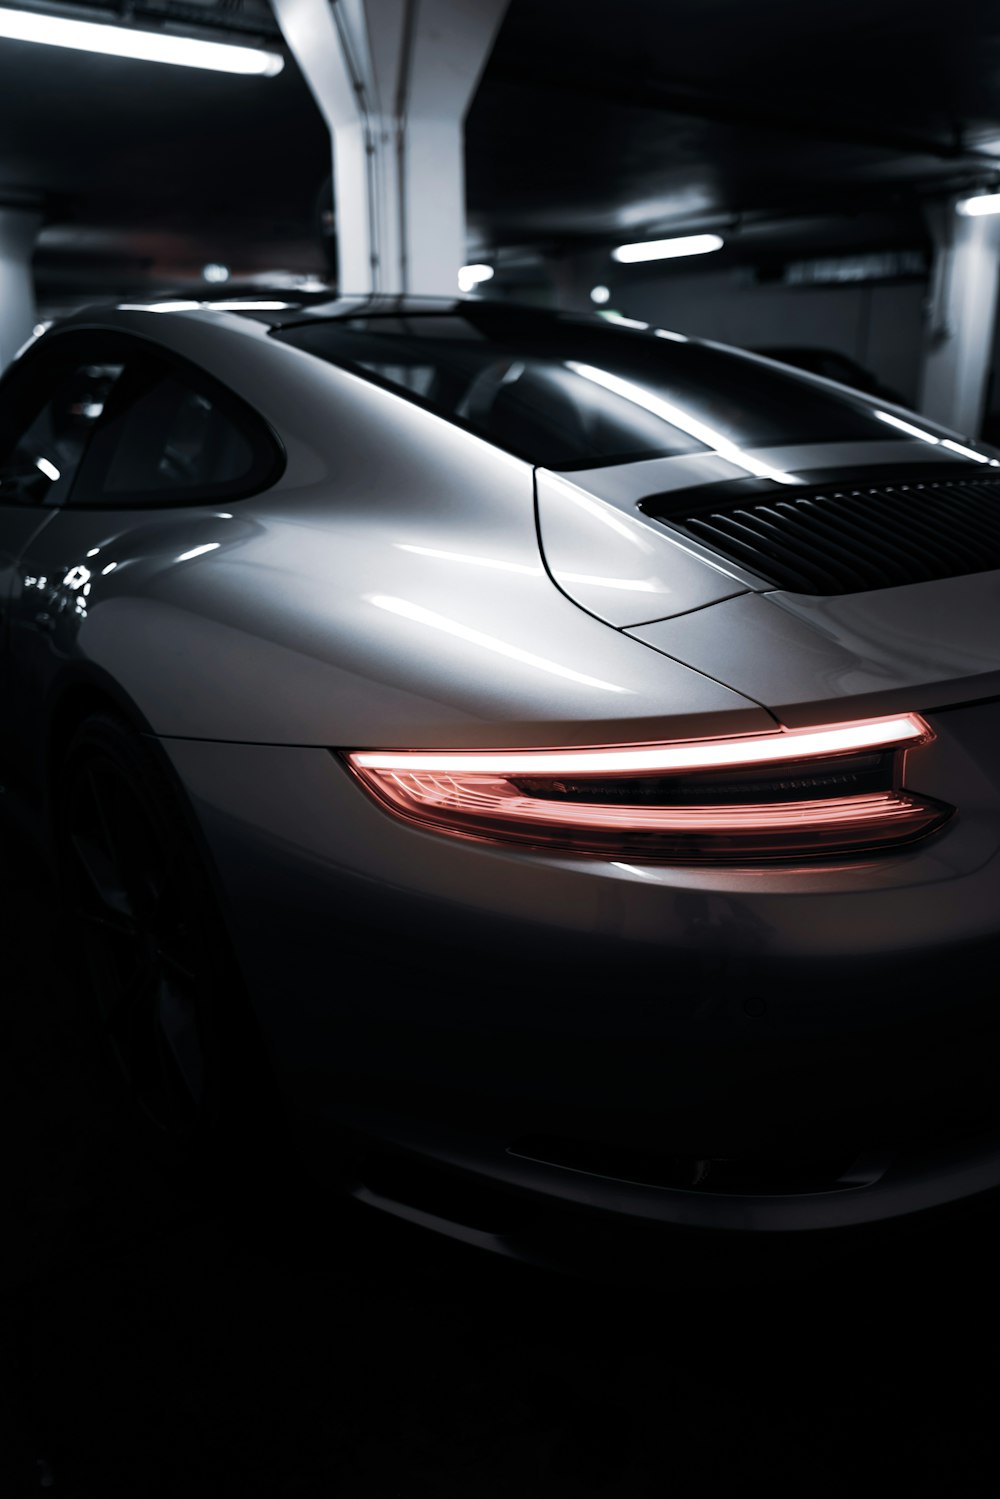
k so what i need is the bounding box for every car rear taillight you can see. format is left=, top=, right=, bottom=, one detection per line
left=343, top=713, right=951, bottom=863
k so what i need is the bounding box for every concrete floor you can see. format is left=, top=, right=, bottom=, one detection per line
left=4, top=810, right=999, bottom=1497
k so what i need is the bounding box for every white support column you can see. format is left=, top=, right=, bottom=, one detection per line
left=0, top=207, right=41, bottom=372
left=919, top=201, right=1000, bottom=437
left=272, top=0, right=508, bottom=296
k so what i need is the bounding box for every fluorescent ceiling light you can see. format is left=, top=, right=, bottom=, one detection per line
left=117, top=299, right=293, bottom=313
left=957, top=192, right=1000, bottom=217
left=458, top=264, right=494, bottom=291
left=0, top=7, right=284, bottom=74
left=210, top=300, right=293, bottom=311
left=612, top=233, right=724, bottom=264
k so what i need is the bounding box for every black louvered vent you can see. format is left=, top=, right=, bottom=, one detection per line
left=641, top=467, right=1000, bottom=594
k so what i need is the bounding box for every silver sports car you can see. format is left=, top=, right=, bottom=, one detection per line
left=2, top=295, right=999, bottom=1259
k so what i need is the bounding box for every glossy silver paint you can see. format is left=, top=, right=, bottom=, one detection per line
left=11, top=308, right=769, bottom=749
left=535, top=468, right=748, bottom=627
left=4, top=302, right=1000, bottom=1248
left=554, top=438, right=967, bottom=515
left=629, top=574, right=1000, bottom=725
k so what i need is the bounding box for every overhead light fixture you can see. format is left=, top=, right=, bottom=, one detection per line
left=0, top=7, right=284, bottom=75
left=117, top=298, right=294, bottom=313
left=458, top=264, right=494, bottom=292
left=612, top=233, right=724, bottom=263
left=590, top=285, right=611, bottom=304
left=957, top=192, right=1000, bottom=217
left=210, top=299, right=293, bottom=311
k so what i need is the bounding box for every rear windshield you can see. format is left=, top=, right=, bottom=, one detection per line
left=274, top=306, right=894, bottom=470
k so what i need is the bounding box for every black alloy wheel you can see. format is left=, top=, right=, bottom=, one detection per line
left=55, top=712, right=272, bottom=1174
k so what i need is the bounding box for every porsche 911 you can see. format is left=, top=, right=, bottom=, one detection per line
left=2, top=294, right=999, bottom=1260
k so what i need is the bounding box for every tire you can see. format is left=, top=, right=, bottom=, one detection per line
left=53, top=710, right=282, bottom=1188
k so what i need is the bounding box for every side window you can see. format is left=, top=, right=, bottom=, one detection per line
left=356, top=361, right=437, bottom=398
left=70, top=356, right=278, bottom=507
left=0, top=328, right=282, bottom=510
left=0, top=355, right=126, bottom=505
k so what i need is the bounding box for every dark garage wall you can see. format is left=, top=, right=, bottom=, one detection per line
left=600, top=269, right=929, bottom=407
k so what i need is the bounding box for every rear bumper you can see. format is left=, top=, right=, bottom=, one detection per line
left=293, top=931, right=1000, bottom=1242
left=159, top=732, right=1000, bottom=1239
left=331, top=1104, right=1000, bottom=1261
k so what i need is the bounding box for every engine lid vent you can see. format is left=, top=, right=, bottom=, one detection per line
left=640, top=465, right=1000, bottom=595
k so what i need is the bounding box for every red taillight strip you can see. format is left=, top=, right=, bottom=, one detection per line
left=370, top=778, right=928, bottom=831
left=348, top=713, right=930, bottom=777
left=343, top=713, right=947, bottom=861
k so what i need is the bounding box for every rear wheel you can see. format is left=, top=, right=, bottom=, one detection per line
left=54, top=711, right=280, bottom=1184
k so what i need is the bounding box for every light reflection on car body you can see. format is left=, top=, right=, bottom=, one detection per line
left=1, top=295, right=999, bottom=1266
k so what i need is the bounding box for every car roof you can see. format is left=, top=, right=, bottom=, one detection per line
left=46, top=292, right=484, bottom=330
left=49, top=292, right=691, bottom=344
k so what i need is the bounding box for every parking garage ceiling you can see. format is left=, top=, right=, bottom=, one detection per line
left=3, top=0, right=1000, bottom=303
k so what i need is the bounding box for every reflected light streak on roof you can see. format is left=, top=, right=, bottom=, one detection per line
left=940, top=438, right=991, bottom=463
left=566, top=362, right=800, bottom=485
left=874, top=410, right=940, bottom=442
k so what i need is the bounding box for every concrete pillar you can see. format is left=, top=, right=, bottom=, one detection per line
left=0, top=207, right=41, bottom=371
left=272, top=0, right=508, bottom=296
left=919, top=201, right=1000, bottom=437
